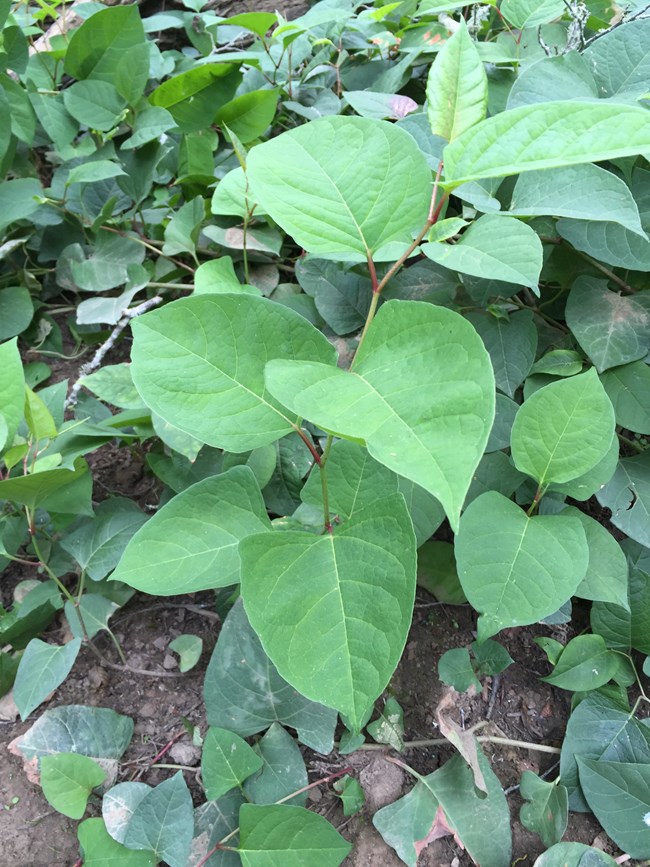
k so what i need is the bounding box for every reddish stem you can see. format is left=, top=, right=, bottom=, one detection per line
left=131, top=730, right=186, bottom=782
left=294, top=426, right=321, bottom=466
left=367, top=253, right=379, bottom=293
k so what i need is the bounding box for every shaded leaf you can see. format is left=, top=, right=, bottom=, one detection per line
left=14, top=638, right=81, bottom=720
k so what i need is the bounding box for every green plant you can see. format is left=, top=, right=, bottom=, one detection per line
left=3, top=0, right=650, bottom=864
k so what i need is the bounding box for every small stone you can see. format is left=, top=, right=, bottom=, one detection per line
left=169, top=743, right=200, bottom=766
left=163, top=653, right=177, bottom=670
left=152, top=636, right=167, bottom=651
left=307, top=787, right=322, bottom=803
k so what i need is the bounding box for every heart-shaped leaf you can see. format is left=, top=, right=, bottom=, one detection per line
left=201, top=727, right=263, bottom=801
left=130, top=295, right=336, bottom=452
left=246, top=116, right=431, bottom=262
left=456, top=492, right=588, bottom=640
left=265, top=300, right=495, bottom=531
left=511, top=369, right=615, bottom=485
left=110, top=468, right=272, bottom=594
left=40, top=752, right=106, bottom=819
left=240, top=493, right=416, bottom=731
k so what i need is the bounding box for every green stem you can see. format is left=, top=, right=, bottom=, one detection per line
left=526, top=484, right=546, bottom=517
left=320, top=434, right=334, bottom=533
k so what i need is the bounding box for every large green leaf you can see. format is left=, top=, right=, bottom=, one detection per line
left=583, top=17, right=650, bottom=98
left=0, top=286, right=33, bottom=341
left=130, top=295, right=336, bottom=452
left=246, top=116, right=431, bottom=262
left=426, top=18, right=487, bottom=142
left=123, top=773, right=193, bottom=867
left=64, top=5, right=148, bottom=104
left=40, top=752, right=106, bottom=819
left=577, top=758, right=650, bottom=858
left=596, top=451, right=650, bottom=547
left=78, top=818, right=156, bottom=867
left=240, top=494, right=416, bottom=731
left=562, top=507, right=629, bottom=609
left=510, top=369, right=615, bottom=485
left=500, top=0, right=564, bottom=28
left=0, top=337, right=24, bottom=450
left=62, top=80, right=127, bottom=132
left=0, top=458, right=91, bottom=510
left=466, top=309, right=537, bottom=398
left=558, top=218, right=650, bottom=272
left=204, top=598, right=337, bottom=754
left=238, top=804, right=351, bottom=866
left=534, top=843, right=617, bottom=867
left=509, top=164, right=645, bottom=234
left=111, top=468, right=271, bottom=594
left=542, top=635, right=619, bottom=692
left=444, top=102, right=650, bottom=185
left=560, top=692, right=650, bottom=811
left=14, top=638, right=82, bottom=719
left=601, top=361, right=650, bottom=434
left=566, top=277, right=650, bottom=372
left=591, top=564, right=650, bottom=655
left=15, top=705, right=133, bottom=786
left=243, top=723, right=307, bottom=806
left=456, top=492, right=588, bottom=641
left=265, top=300, right=495, bottom=531
left=215, top=89, right=279, bottom=144
left=422, top=214, right=543, bottom=290
left=300, top=439, right=398, bottom=521
left=60, top=498, right=147, bottom=581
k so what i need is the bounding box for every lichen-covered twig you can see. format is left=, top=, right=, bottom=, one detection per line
left=65, top=296, right=162, bottom=409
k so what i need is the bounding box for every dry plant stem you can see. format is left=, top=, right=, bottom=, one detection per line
left=195, top=767, right=354, bottom=866
left=66, top=295, right=162, bottom=408
left=99, top=225, right=195, bottom=274
left=354, top=735, right=560, bottom=755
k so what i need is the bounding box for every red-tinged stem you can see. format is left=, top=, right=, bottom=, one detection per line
left=367, top=253, right=379, bottom=293
left=354, top=164, right=446, bottom=363
left=131, top=730, right=187, bottom=782
left=195, top=767, right=354, bottom=867
left=294, top=426, right=321, bottom=466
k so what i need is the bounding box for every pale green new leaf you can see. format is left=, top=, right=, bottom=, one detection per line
left=0, top=337, right=25, bottom=451
left=511, top=369, right=615, bottom=485
left=265, top=300, right=495, bottom=531
left=456, top=492, right=588, bottom=641
left=40, top=753, right=106, bottom=819
left=130, top=294, right=336, bottom=452
left=578, top=758, right=650, bottom=858
left=444, top=102, right=650, bottom=185
left=426, top=19, right=487, bottom=142
left=168, top=634, right=202, bottom=672
left=78, top=818, right=156, bottom=867
left=111, top=468, right=272, bottom=594
left=422, top=215, right=543, bottom=290
left=201, top=727, right=263, bottom=801
left=246, top=116, right=431, bottom=262
left=509, top=164, right=645, bottom=234
left=14, top=638, right=82, bottom=719
left=500, top=0, right=565, bottom=29
left=240, top=494, right=416, bottom=731
left=238, top=804, right=351, bottom=866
